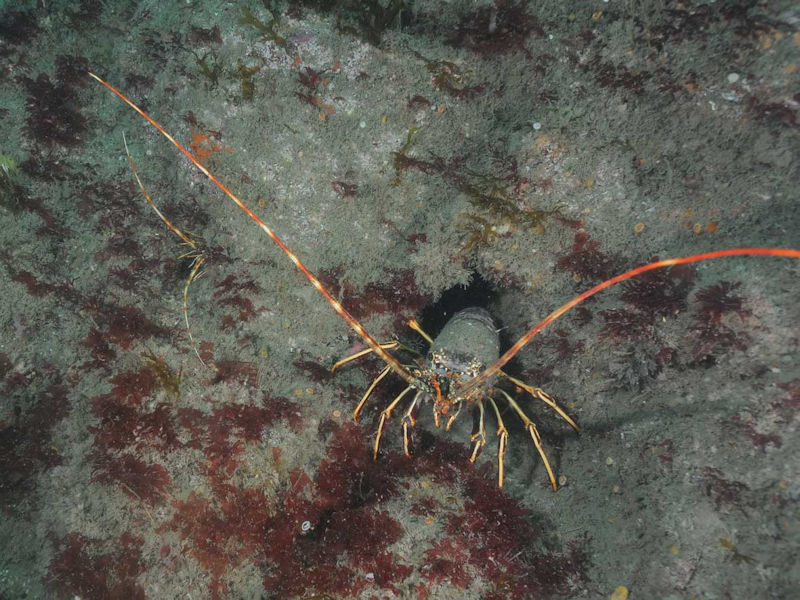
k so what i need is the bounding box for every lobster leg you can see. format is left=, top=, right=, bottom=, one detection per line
left=487, top=396, right=509, bottom=488
left=444, top=403, right=463, bottom=431
left=374, top=385, right=413, bottom=460
left=502, top=373, right=580, bottom=432
left=401, top=391, right=424, bottom=458
left=331, top=341, right=400, bottom=373
left=469, top=399, right=487, bottom=462
left=497, top=388, right=558, bottom=490
left=353, top=364, right=392, bottom=422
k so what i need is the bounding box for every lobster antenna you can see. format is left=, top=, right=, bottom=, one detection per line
left=462, top=248, right=800, bottom=397
left=90, top=71, right=416, bottom=387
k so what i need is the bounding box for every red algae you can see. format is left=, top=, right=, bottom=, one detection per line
left=11, top=269, right=60, bottom=297
left=80, top=327, right=117, bottom=369
left=161, top=489, right=273, bottom=599
left=448, top=0, right=543, bottom=57
left=107, top=367, right=157, bottom=405
left=108, top=264, right=147, bottom=291
left=424, top=537, right=473, bottom=587
left=0, top=8, right=39, bottom=45
left=293, top=355, right=335, bottom=383
left=77, top=179, right=139, bottom=232
left=701, top=467, right=750, bottom=510
left=258, top=424, right=412, bottom=597
left=159, top=422, right=413, bottom=598
left=105, top=305, right=169, bottom=350
left=90, top=397, right=179, bottom=453
left=599, top=307, right=655, bottom=342
left=688, top=281, right=750, bottom=364
left=724, top=414, right=782, bottom=452
left=91, top=454, right=171, bottom=504
left=48, top=532, right=145, bottom=600
left=88, top=395, right=177, bottom=503
left=556, top=229, right=615, bottom=283
left=81, top=378, right=587, bottom=599
left=593, top=59, right=650, bottom=95
left=3, top=260, right=78, bottom=300
left=201, top=398, right=303, bottom=478
left=421, top=469, right=587, bottom=597
left=407, top=94, right=432, bottom=109
left=80, top=298, right=171, bottom=354
left=620, top=261, right=695, bottom=317
left=87, top=363, right=186, bottom=502
left=210, top=360, right=260, bottom=385
left=542, top=328, right=586, bottom=359
left=22, top=61, right=88, bottom=148
left=0, top=382, right=69, bottom=512
left=318, top=267, right=430, bottom=320
left=96, top=234, right=143, bottom=262
left=689, top=319, right=749, bottom=364
left=772, top=379, right=800, bottom=421
left=693, top=281, right=750, bottom=323
left=213, top=273, right=264, bottom=324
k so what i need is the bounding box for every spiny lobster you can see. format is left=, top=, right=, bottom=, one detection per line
left=90, top=71, right=799, bottom=489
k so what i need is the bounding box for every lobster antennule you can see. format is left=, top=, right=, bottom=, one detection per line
left=89, top=71, right=417, bottom=387
left=462, top=248, right=800, bottom=398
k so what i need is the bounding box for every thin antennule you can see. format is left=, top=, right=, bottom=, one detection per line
left=122, top=132, right=209, bottom=368
left=462, top=248, right=800, bottom=398
left=90, top=71, right=416, bottom=387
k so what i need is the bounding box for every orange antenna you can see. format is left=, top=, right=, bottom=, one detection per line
left=462, top=248, right=800, bottom=398
left=89, top=71, right=417, bottom=387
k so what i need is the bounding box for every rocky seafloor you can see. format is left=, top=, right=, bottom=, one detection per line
left=1, top=1, right=798, bottom=598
